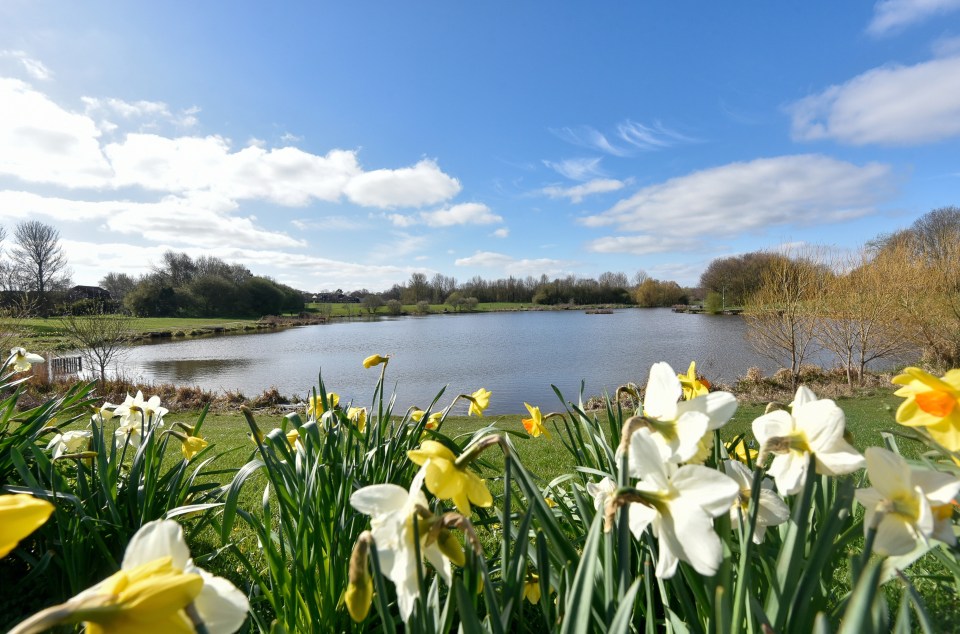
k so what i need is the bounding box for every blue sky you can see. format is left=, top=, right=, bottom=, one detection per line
left=1, top=1, right=958, bottom=291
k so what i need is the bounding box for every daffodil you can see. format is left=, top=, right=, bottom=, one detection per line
left=307, top=392, right=339, bottom=418
left=523, top=573, right=541, bottom=604
left=752, top=386, right=865, bottom=495
left=46, top=429, right=93, bottom=459
left=10, top=519, right=248, bottom=634
left=522, top=403, right=550, bottom=438
left=407, top=440, right=493, bottom=515
left=362, top=354, right=389, bottom=369
left=350, top=466, right=455, bottom=623
left=467, top=388, right=491, bottom=417
left=0, top=494, right=54, bottom=557
left=345, top=533, right=374, bottom=622
left=892, top=367, right=960, bottom=452
left=180, top=435, right=208, bottom=461
left=726, top=438, right=758, bottom=464
left=640, top=361, right=737, bottom=463
left=411, top=409, right=442, bottom=429
left=723, top=460, right=789, bottom=544
left=347, top=407, right=367, bottom=433
left=115, top=423, right=143, bottom=452
left=626, top=428, right=740, bottom=578
left=678, top=361, right=711, bottom=400
left=9, top=347, right=44, bottom=372
left=854, top=447, right=960, bottom=556
left=113, top=391, right=168, bottom=429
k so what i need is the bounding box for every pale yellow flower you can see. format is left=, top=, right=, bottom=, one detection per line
left=180, top=435, right=208, bottom=461
left=411, top=409, right=442, bottom=429
left=523, top=573, right=541, bottom=604
left=362, top=354, right=388, bottom=369
left=307, top=392, right=339, bottom=418
left=468, top=388, right=491, bottom=417
left=9, top=347, right=44, bottom=372
left=407, top=440, right=493, bottom=515
left=347, top=407, right=367, bottom=433
left=0, top=494, right=54, bottom=557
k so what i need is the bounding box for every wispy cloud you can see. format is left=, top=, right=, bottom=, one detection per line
left=867, top=0, right=960, bottom=36
left=586, top=235, right=702, bottom=256
left=387, top=202, right=503, bottom=228
left=551, top=119, right=694, bottom=156
left=543, top=157, right=605, bottom=181
left=581, top=155, right=894, bottom=240
left=789, top=54, right=960, bottom=145
left=542, top=178, right=627, bottom=203
left=0, top=50, right=53, bottom=80
left=491, top=227, right=509, bottom=238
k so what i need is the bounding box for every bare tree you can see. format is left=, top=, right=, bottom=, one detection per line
left=11, top=221, right=70, bottom=312
left=59, top=311, right=133, bottom=383
left=99, top=272, right=138, bottom=302
left=813, top=249, right=908, bottom=388
left=744, top=250, right=827, bottom=387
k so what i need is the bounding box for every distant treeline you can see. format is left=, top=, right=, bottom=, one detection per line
left=101, top=252, right=304, bottom=318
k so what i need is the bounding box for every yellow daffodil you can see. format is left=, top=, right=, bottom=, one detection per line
left=892, top=367, right=960, bottom=452
left=345, top=533, right=374, bottom=623
left=9, top=347, right=44, bottom=372
left=347, top=407, right=367, bottom=433
left=678, top=361, right=711, bottom=400
left=180, top=435, right=208, bottom=461
left=9, top=520, right=248, bottom=634
left=411, top=409, right=442, bottom=429
left=362, top=354, right=388, bottom=369
left=407, top=440, right=493, bottom=515
left=468, top=388, right=491, bottom=417
left=522, top=403, right=551, bottom=438
left=725, top=439, right=758, bottom=464
left=544, top=497, right=557, bottom=508
left=307, top=393, right=339, bottom=418
left=285, top=428, right=301, bottom=447
left=523, top=573, right=541, bottom=604
left=0, top=494, right=54, bottom=558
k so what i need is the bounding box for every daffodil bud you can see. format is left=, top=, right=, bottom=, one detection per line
left=436, top=529, right=465, bottom=567
left=362, top=354, right=389, bottom=369
left=346, top=532, right=374, bottom=623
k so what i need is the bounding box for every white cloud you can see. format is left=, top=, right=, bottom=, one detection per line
left=280, top=131, right=303, bottom=144
left=867, top=0, right=960, bottom=36
left=586, top=235, right=702, bottom=255
left=0, top=79, right=466, bottom=211
left=542, top=178, right=626, bottom=203
left=789, top=55, right=960, bottom=145
left=543, top=157, right=605, bottom=181
left=0, top=190, right=305, bottom=249
left=0, top=50, right=53, bottom=80
left=343, top=159, right=461, bottom=208
left=933, top=34, right=960, bottom=57
left=491, top=227, right=509, bottom=238
left=581, top=155, right=894, bottom=238
left=454, top=251, right=570, bottom=276
left=0, top=78, right=113, bottom=187
left=388, top=202, right=503, bottom=228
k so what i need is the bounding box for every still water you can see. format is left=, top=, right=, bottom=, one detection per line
left=120, top=309, right=774, bottom=415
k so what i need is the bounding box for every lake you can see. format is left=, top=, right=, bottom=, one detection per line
left=119, top=308, right=775, bottom=415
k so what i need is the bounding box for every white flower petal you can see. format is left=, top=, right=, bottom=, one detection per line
left=187, top=566, right=250, bottom=634
left=875, top=513, right=922, bottom=556
left=350, top=484, right=408, bottom=516
left=795, top=400, right=845, bottom=451
left=864, top=448, right=913, bottom=499
left=665, top=504, right=723, bottom=576
left=586, top=477, right=617, bottom=512
left=791, top=385, right=818, bottom=408
left=627, top=502, right=657, bottom=539
left=723, top=460, right=753, bottom=489
left=752, top=410, right=794, bottom=445
left=121, top=519, right=191, bottom=570
left=677, top=391, right=738, bottom=431
left=814, top=441, right=865, bottom=476
left=644, top=362, right=681, bottom=421
left=628, top=428, right=670, bottom=489
left=672, top=411, right=710, bottom=463
left=671, top=465, right=739, bottom=517
left=755, top=489, right=790, bottom=526
left=769, top=452, right=807, bottom=495
left=911, top=469, right=960, bottom=506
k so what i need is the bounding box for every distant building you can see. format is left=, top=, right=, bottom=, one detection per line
left=68, top=285, right=112, bottom=302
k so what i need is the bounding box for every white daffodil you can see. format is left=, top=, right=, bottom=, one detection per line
left=627, top=428, right=739, bottom=578
left=752, top=386, right=864, bottom=495
left=113, top=391, right=168, bottom=429
left=586, top=476, right=618, bottom=512
left=350, top=465, right=453, bottom=622
left=724, top=459, right=790, bottom=544
left=114, top=423, right=143, bottom=452
left=46, top=430, right=93, bottom=459
left=11, top=519, right=248, bottom=633
left=9, top=347, right=44, bottom=372
left=641, top=362, right=738, bottom=463
left=854, top=447, right=960, bottom=556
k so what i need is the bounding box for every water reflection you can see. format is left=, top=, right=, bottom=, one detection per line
left=140, top=358, right=255, bottom=388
